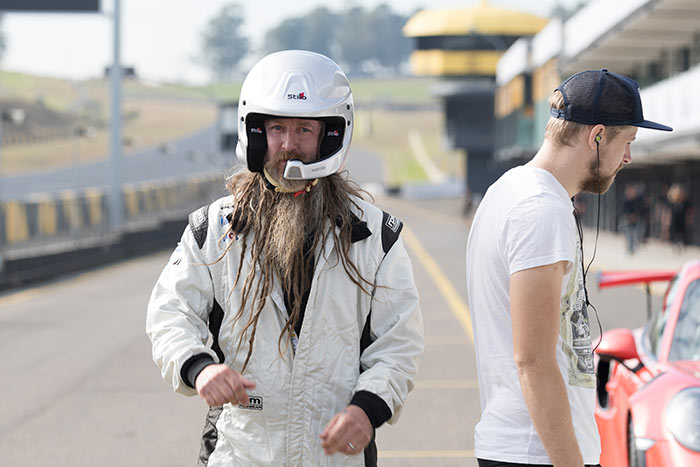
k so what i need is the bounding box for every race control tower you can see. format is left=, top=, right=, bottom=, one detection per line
left=403, top=0, right=547, bottom=200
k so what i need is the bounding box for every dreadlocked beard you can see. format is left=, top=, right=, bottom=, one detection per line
left=223, top=170, right=373, bottom=372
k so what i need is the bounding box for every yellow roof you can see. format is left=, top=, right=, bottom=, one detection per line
left=403, top=1, right=548, bottom=37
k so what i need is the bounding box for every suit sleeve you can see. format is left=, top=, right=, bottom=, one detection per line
left=354, top=236, right=424, bottom=424
left=145, top=224, right=218, bottom=396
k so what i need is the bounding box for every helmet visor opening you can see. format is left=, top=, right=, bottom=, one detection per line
left=318, top=116, right=346, bottom=161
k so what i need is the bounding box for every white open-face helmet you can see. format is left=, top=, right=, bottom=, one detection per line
left=236, top=50, right=354, bottom=180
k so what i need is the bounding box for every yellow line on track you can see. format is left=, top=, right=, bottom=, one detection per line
left=379, top=450, right=474, bottom=459
left=401, top=225, right=474, bottom=345
left=0, top=289, right=44, bottom=307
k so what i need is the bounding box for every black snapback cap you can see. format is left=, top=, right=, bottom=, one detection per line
left=550, top=69, right=672, bottom=132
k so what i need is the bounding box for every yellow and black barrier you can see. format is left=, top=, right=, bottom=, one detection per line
left=0, top=173, right=225, bottom=258
left=0, top=173, right=225, bottom=289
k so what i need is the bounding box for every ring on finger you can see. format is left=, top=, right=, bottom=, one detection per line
left=347, top=441, right=356, bottom=451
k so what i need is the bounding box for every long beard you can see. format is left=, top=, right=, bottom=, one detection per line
left=264, top=184, right=323, bottom=279
left=223, top=170, right=370, bottom=372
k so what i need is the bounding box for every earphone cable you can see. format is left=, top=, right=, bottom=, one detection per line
left=573, top=140, right=604, bottom=352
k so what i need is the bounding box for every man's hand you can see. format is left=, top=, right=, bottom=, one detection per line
left=319, top=405, right=372, bottom=456
left=194, top=363, right=256, bottom=407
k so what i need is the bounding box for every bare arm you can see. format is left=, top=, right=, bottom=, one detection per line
left=511, top=261, right=585, bottom=467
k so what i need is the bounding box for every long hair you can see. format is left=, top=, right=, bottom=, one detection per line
left=221, top=170, right=373, bottom=372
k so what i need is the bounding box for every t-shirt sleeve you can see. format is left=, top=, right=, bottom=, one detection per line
left=501, top=195, right=576, bottom=275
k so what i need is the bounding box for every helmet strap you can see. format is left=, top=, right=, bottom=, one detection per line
left=292, top=179, right=319, bottom=197
left=262, top=168, right=319, bottom=197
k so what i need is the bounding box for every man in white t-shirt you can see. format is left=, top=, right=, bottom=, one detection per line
left=466, top=69, right=672, bottom=467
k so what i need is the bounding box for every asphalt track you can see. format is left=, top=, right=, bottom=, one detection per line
left=0, top=147, right=660, bottom=466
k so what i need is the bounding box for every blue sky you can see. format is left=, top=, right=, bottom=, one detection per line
left=0, top=0, right=582, bottom=84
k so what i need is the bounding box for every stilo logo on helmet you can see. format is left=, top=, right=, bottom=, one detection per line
left=287, top=92, right=307, bottom=100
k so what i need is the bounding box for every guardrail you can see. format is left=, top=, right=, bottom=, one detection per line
left=0, top=173, right=226, bottom=289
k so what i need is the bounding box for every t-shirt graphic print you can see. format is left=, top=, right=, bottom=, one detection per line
left=560, top=234, right=595, bottom=389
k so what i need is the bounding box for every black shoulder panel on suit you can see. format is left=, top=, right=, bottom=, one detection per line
left=381, top=211, right=403, bottom=254
left=189, top=204, right=210, bottom=249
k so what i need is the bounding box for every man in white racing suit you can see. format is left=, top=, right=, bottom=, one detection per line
left=146, top=50, right=424, bottom=467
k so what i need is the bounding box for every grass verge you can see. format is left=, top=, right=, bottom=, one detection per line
left=353, top=107, right=463, bottom=186
left=0, top=71, right=460, bottom=186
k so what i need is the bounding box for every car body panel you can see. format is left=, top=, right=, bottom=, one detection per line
left=595, top=260, right=700, bottom=467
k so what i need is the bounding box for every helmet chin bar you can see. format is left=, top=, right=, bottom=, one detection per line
left=283, top=156, right=341, bottom=180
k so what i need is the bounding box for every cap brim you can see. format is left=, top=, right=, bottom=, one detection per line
left=635, top=120, right=673, bottom=131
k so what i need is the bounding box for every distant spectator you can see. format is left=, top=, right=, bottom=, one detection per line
left=640, top=189, right=652, bottom=242
left=653, top=183, right=671, bottom=241
left=668, top=183, right=693, bottom=251
left=621, top=185, right=644, bottom=254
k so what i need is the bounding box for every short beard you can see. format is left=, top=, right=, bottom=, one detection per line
left=579, top=157, right=620, bottom=195
left=264, top=151, right=311, bottom=193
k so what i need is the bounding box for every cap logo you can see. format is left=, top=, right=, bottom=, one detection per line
left=250, top=127, right=262, bottom=134
left=327, top=130, right=340, bottom=136
left=287, top=92, right=307, bottom=100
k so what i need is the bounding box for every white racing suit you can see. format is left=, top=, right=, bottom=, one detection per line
left=146, top=194, right=424, bottom=466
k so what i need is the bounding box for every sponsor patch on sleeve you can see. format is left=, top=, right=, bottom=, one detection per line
left=381, top=211, right=403, bottom=254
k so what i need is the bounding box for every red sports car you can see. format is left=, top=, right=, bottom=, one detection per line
left=595, top=260, right=700, bottom=467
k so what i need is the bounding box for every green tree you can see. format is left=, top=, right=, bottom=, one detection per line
left=262, top=4, right=411, bottom=77
left=301, top=7, right=338, bottom=58
left=336, top=6, right=372, bottom=74
left=366, top=5, right=412, bottom=73
left=201, top=4, right=249, bottom=80
left=263, top=17, right=306, bottom=54
left=263, top=7, right=338, bottom=58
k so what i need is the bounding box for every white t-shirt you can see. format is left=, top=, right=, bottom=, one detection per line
left=466, top=165, right=600, bottom=465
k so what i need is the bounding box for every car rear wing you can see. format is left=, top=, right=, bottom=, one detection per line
left=597, top=270, right=677, bottom=319
left=597, top=270, right=677, bottom=289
